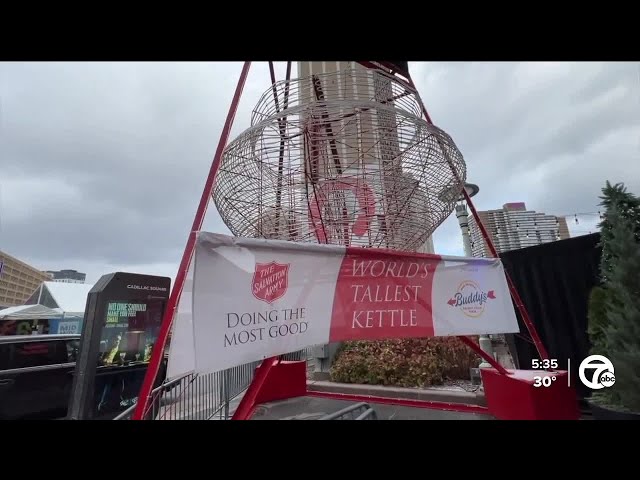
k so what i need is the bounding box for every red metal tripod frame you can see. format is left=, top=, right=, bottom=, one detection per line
left=134, top=62, right=549, bottom=421
left=401, top=69, right=550, bottom=362
left=131, top=62, right=253, bottom=420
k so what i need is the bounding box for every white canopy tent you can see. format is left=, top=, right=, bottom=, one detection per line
left=0, top=304, right=65, bottom=320
left=14, top=281, right=95, bottom=334
left=24, top=281, right=94, bottom=319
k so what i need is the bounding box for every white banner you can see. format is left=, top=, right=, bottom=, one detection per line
left=167, top=232, right=519, bottom=378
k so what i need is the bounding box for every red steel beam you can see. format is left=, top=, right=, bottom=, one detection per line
left=232, top=357, right=280, bottom=420
left=461, top=188, right=550, bottom=360
left=403, top=70, right=550, bottom=362
left=132, top=62, right=252, bottom=420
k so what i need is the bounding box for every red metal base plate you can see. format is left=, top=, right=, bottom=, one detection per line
left=481, top=368, right=580, bottom=420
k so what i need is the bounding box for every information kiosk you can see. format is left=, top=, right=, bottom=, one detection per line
left=67, top=272, right=170, bottom=420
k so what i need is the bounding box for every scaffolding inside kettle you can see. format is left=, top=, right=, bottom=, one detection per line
left=212, top=67, right=467, bottom=251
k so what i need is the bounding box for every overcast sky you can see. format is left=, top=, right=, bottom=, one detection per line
left=1, top=61, right=638, bottom=284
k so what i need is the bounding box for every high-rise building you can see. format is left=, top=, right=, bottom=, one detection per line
left=46, top=269, right=86, bottom=284
left=296, top=61, right=435, bottom=254
left=468, top=202, right=570, bottom=257
left=0, top=250, right=52, bottom=308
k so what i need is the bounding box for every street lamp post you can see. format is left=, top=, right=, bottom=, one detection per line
left=452, top=183, right=495, bottom=368
left=454, top=183, right=479, bottom=257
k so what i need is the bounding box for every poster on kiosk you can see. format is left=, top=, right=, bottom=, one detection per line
left=67, top=272, right=171, bottom=420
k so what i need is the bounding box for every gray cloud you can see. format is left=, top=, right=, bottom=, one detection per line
left=1, top=61, right=638, bottom=281
left=1, top=62, right=244, bottom=272
left=410, top=61, right=640, bottom=255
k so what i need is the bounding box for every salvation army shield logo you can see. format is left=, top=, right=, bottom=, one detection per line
left=252, top=261, right=290, bottom=304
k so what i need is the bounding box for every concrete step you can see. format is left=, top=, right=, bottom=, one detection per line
left=307, top=380, right=487, bottom=406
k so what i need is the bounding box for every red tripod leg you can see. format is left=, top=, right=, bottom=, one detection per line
left=132, top=62, right=252, bottom=420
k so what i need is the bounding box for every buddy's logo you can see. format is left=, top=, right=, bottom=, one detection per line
left=252, top=261, right=290, bottom=304
left=447, top=280, right=496, bottom=318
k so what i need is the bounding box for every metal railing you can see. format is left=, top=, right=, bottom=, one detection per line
left=114, top=348, right=314, bottom=420
left=318, top=402, right=378, bottom=420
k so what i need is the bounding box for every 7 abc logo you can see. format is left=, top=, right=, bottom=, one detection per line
left=578, top=355, right=616, bottom=390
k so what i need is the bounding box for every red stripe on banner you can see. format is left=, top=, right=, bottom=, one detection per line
left=328, top=248, right=441, bottom=342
